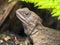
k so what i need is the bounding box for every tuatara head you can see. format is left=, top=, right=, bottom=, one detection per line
left=16, top=8, right=42, bottom=35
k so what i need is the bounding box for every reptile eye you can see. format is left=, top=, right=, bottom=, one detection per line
left=26, top=12, right=31, bottom=16
left=25, top=13, right=31, bottom=18
left=25, top=13, right=29, bottom=15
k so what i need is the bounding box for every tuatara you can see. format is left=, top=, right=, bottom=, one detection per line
left=16, top=8, right=60, bottom=45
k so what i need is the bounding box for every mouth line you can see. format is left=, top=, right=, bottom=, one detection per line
left=16, top=12, right=29, bottom=25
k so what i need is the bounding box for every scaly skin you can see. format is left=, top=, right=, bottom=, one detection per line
left=16, top=8, right=60, bottom=45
